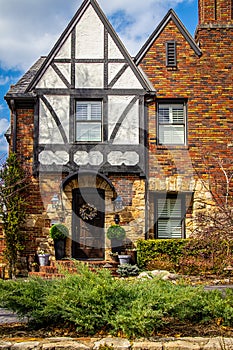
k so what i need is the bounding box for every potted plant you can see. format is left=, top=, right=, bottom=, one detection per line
left=37, top=250, right=50, bottom=266
left=31, top=262, right=39, bottom=272
left=49, top=223, right=69, bottom=260
left=107, top=224, right=126, bottom=253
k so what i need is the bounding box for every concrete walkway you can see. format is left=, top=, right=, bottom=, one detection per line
left=0, top=308, right=27, bottom=324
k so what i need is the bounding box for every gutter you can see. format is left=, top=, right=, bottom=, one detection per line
left=10, top=99, right=17, bottom=153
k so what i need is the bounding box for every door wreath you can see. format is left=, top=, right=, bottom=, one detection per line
left=79, top=203, right=98, bottom=221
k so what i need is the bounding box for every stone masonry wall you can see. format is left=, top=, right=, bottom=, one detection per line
left=1, top=336, right=233, bottom=350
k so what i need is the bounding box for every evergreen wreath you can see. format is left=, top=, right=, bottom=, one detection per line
left=79, top=203, right=98, bottom=221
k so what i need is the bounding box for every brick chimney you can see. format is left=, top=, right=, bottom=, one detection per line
left=198, top=0, right=233, bottom=25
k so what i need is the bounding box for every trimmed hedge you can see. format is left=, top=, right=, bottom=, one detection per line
left=137, top=239, right=188, bottom=268
left=137, top=238, right=233, bottom=276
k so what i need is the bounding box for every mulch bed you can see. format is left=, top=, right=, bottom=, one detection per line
left=0, top=321, right=233, bottom=340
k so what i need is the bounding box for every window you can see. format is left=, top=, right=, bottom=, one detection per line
left=76, top=101, right=102, bottom=142
left=155, top=194, right=185, bottom=239
left=158, top=102, right=186, bottom=145
left=166, top=41, right=177, bottom=67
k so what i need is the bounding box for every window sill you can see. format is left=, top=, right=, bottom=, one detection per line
left=156, top=145, right=189, bottom=150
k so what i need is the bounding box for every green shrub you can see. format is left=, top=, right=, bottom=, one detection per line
left=145, top=254, right=176, bottom=271
left=137, top=239, right=187, bottom=268
left=117, top=264, right=140, bottom=277
left=49, top=224, right=69, bottom=240
left=106, top=225, right=126, bottom=240
left=180, top=236, right=233, bottom=276
left=0, top=264, right=233, bottom=338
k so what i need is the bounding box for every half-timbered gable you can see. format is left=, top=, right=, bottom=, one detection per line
left=26, top=0, right=154, bottom=175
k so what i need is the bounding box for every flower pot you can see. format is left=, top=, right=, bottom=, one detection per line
left=118, top=254, right=131, bottom=265
left=54, top=239, right=66, bottom=260
left=31, top=265, right=39, bottom=272
left=38, top=254, right=50, bottom=266
left=111, top=238, right=123, bottom=254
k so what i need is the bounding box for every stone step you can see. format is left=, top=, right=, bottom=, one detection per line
left=28, top=271, right=65, bottom=279
left=29, top=260, right=119, bottom=279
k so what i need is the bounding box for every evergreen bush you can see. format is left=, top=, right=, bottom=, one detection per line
left=49, top=224, right=69, bottom=240
left=0, top=263, right=233, bottom=338
left=106, top=224, right=126, bottom=240
left=117, top=264, right=140, bottom=277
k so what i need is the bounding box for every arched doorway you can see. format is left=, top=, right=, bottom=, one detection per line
left=62, top=171, right=115, bottom=260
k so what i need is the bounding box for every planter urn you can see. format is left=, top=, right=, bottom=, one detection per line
left=38, top=254, right=50, bottom=266
left=118, top=254, right=131, bottom=265
left=54, top=239, right=66, bottom=260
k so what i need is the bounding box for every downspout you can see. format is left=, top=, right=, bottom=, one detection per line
left=10, top=99, right=17, bottom=153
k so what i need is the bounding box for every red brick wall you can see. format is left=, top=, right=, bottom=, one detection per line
left=140, top=19, right=199, bottom=180
left=139, top=14, right=233, bottom=179
left=16, top=108, right=34, bottom=170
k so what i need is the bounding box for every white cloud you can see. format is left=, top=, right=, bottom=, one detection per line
left=0, top=118, right=9, bottom=155
left=0, top=135, right=8, bottom=154
left=0, top=76, right=10, bottom=86
left=0, top=0, right=194, bottom=71
left=0, top=118, right=9, bottom=135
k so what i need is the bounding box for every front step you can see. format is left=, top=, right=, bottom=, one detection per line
left=29, top=259, right=119, bottom=279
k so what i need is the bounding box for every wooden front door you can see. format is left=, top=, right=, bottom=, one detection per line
left=72, top=188, right=105, bottom=260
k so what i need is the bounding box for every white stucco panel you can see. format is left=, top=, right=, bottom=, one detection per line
left=108, top=151, right=139, bottom=166
left=55, top=63, right=71, bottom=84
left=107, top=151, right=123, bottom=166
left=39, top=100, right=64, bottom=144
left=39, top=151, right=69, bottom=165
left=113, top=67, right=143, bottom=89
left=75, top=5, right=104, bottom=59
left=55, top=35, right=71, bottom=59
left=75, top=63, right=103, bottom=88
left=74, top=151, right=103, bottom=166
left=123, top=152, right=139, bottom=166
left=113, top=100, right=139, bottom=144
left=36, top=66, right=66, bottom=89
left=45, top=95, right=70, bottom=140
left=89, top=152, right=103, bottom=166
left=108, top=63, right=125, bottom=86
left=108, top=95, right=134, bottom=138
left=108, top=34, right=124, bottom=59
left=74, top=151, right=89, bottom=165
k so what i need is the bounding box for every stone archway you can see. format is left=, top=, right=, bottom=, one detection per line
left=61, top=171, right=116, bottom=260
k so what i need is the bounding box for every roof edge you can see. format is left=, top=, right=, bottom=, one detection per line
left=135, top=9, right=202, bottom=65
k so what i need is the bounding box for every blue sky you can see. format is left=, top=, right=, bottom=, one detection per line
left=0, top=0, right=198, bottom=154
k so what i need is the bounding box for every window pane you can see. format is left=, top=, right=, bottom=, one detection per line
left=158, top=219, right=182, bottom=238
left=76, top=123, right=101, bottom=141
left=159, top=107, right=169, bottom=123
left=76, top=101, right=102, bottom=121
left=158, top=198, right=181, bottom=218
left=91, top=103, right=102, bottom=120
left=76, top=101, right=102, bottom=142
left=172, top=106, right=184, bottom=123
left=76, top=103, right=88, bottom=120
left=159, top=125, right=185, bottom=144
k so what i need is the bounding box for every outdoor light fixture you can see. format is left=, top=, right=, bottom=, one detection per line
left=114, top=195, right=123, bottom=211
left=51, top=194, right=60, bottom=209
left=113, top=195, right=123, bottom=224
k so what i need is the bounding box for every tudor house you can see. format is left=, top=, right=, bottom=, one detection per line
left=2, top=0, right=233, bottom=262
